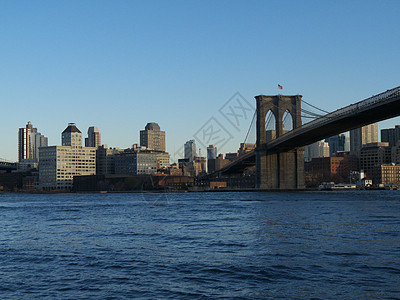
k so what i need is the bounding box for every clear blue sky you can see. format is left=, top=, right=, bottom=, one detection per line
left=1, top=0, right=399, bottom=161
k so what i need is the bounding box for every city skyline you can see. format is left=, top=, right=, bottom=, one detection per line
left=1, top=1, right=400, bottom=161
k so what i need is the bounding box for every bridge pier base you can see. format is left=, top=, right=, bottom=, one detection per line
left=256, top=148, right=304, bottom=190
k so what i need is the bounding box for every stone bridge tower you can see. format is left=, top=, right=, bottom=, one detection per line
left=255, top=95, right=305, bottom=189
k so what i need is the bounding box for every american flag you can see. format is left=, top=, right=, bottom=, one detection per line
left=278, top=84, right=283, bottom=89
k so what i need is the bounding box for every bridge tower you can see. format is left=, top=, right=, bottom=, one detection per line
left=255, top=95, right=304, bottom=189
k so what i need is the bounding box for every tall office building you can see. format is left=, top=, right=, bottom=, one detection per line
left=350, top=123, right=378, bottom=152
left=39, top=123, right=96, bottom=190
left=381, top=125, right=400, bottom=147
left=140, top=122, right=166, bottom=152
left=184, top=139, right=196, bottom=162
left=85, top=126, right=101, bottom=148
left=207, top=145, right=217, bottom=173
left=207, top=145, right=217, bottom=160
left=18, top=121, right=48, bottom=163
left=325, top=134, right=350, bottom=156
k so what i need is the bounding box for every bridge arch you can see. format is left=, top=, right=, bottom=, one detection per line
left=282, top=109, right=294, bottom=132
left=265, top=110, right=276, bottom=141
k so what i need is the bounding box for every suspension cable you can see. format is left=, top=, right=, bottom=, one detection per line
left=302, top=99, right=330, bottom=114
left=243, top=109, right=256, bottom=144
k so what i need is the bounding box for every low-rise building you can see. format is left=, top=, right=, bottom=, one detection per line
left=96, top=145, right=122, bottom=175
left=305, top=154, right=358, bottom=186
left=373, top=164, right=400, bottom=185
left=208, top=154, right=230, bottom=174
left=166, top=163, right=183, bottom=176
left=114, top=150, right=157, bottom=175
left=156, top=152, right=171, bottom=170
left=178, top=157, right=206, bottom=177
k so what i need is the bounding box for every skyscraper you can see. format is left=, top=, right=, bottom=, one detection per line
left=325, top=134, right=350, bottom=156
left=184, top=139, right=196, bottom=162
left=18, top=121, right=48, bottom=163
left=207, top=144, right=217, bottom=173
left=207, top=145, right=217, bottom=160
left=381, top=125, right=400, bottom=147
left=140, top=122, right=166, bottom=152
left=85, top=126, right=101, bottom=148
left=350, top=123, right=378, bottom=152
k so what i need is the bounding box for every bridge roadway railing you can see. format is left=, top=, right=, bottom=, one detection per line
left=271, top=85, right=400, bottom=145
left=0, top=158, right=17, bottom=166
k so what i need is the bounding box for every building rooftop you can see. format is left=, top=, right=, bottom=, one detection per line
left=62, top=123, right=81, bottom=134
left=87, top=126, right=99, bottom=133
left=145, top=122, right=160, bottom=131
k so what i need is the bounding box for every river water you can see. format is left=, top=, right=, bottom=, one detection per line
left=0, top=191, right=399, bottom=299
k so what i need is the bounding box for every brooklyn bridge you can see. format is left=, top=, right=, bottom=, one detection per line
left=205, top=86, right=400, bottom=189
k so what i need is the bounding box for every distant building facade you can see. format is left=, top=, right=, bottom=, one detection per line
left=238, top=143, right=256, bottom=156
left=305, top=154, right=358, bottom=185
left=96, top=145, right=169, bottom=175
left=177, top=156, right=206, bottom=177
left=359, top=142, right=392, bottom=178
left=381, top=125, right=400, bottom=147
left=207, top=145, right=217, bottom=160
left=207, top=145, right=217, bottom=173
left=96, top=145, right=122, bottom=175
left=39, top=123, right=96, bottom=190
left=18, top=121, right=48, bottom=163
left=305, top=141, right=330, bottom=162
left=184, top=139, right=196, bottom=162
left=325, top=134, right=350, bottom=156
left=156, top=152, right=171, bottom=170
left=372, top=164, right=400, bottom=186
left=140, top=122, right=166, bottom=152
left=225, top=152, right=239, bottom=162
left=208, top=154, right=230, bottom=174
left=85, top=126, right=101, bottom=148
left=350, top=123, right=378, bottom=152
left=392, top=141, right=400, bottom=164
left=194, top=157, right=207, bottom=175
left=114, top=150, right=157, bottom=175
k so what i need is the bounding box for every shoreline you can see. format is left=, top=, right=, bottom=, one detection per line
left=0, top=187, right=392, bottom=195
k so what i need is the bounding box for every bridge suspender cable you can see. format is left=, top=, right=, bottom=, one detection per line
left=244, top=109, right=256, bottom=144
left=301, top=99, right=330, bottom=114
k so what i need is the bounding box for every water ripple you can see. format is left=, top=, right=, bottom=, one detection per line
left=0, top=191, right=399, bottom=298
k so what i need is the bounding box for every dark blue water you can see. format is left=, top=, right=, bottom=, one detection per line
left=0, top=191, right=399, bottom=299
